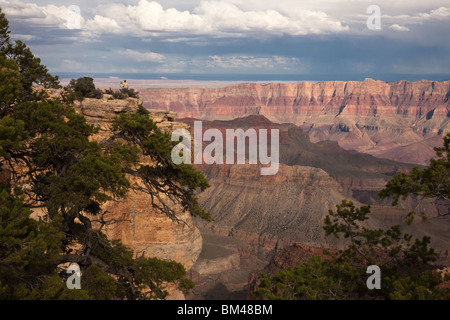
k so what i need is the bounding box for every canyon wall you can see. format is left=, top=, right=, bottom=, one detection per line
left=139, top=79, right=450, bottom=165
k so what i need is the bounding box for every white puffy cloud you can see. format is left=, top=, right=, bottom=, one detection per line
left=389, top=24, right=409, bottom=32
left=144, top=0, right=346, bottom=35
left=192, top=1, right=348, bottom=35
left=383, top=6, right=450, bottom=25
left=0, top=0, right=85, bottom=28
left=82, top=0, right=349, bottom=37
left=3, top=0, right=450, bottom=39
left=84, top=15, right=121, bottom=34
left=127, top=1, right=205, bottom=32
left=419, top=6, right=450, bottom=20
left=118, top=49, right=166, bottom=62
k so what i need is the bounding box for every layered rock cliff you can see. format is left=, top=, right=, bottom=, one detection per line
left=139, top=79, right=450, bottom=165
left=73, top=96, right=203, bottom=281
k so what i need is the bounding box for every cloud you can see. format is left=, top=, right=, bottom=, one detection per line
left=3, top=0, right=449, bottom=40
left=118, top=49, right=166, bottom=62
left=133, top=0, right=348, bottom=36
left=0, top=0, right=44, bottom=18
left=10, top=33, right=36, bottom=41
left=0, top=0, right=84, bottom=28
left=420, top=6, right=450, bottom=20
left=191, top=55, right=304, bottom=71
left=58, top=59, right=91, bottom=72
left=79, top=0, right=349, bottom=37
left=84, top=15, right=121, bottom=34
left=389, top=24, right=409, bottom=32
left=383, top=6, right=450, bottom=25
left=128, top=1, right=205, bottom=33
left=2, top=0, right=449, bottom=77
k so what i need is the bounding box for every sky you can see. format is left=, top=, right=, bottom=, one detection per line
left=1, top=0, right=450, bottom=81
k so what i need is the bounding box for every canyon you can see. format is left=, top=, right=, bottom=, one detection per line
left=180, top=116, right=449, bottom=256
left=139, top=78, right=450, bottom=165
left=177, top=115, right=449, bottom=299
left=67, top=82, right=450, bottom=299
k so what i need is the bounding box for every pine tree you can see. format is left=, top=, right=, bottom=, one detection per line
left=379, top=133, right=450, bottom=221
left=0, top=8, right=208, bottom=300
left=254, top=200, right=450, bottom=300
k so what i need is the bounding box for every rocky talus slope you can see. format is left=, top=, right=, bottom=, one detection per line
left=139, top=79, right=450, bottom=165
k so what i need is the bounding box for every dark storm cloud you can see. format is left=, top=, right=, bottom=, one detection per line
left=1, top=0, right=449, bottom=79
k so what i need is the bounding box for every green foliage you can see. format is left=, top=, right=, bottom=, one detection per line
left=379, top=132, right=450, bottom=220
left=0, top=8, right=59, bottom=116
left=0, top=9, right=10, bottom=48
left=4, top=40, right=59, bottom=100
left=0, top=10, right=210, bottom=300
left=255, top=200, right=450, bottom=300
left=111, top=113, right=211, bottom=221
left=66, top=77, right=103, bottom=101
left=387, top=270, right=450, bottom=300
left=104, top=87, right=139, bottom=99
left=324, top=200, right=437, bottom=267
left=256, top=255, right=360, bottom=300
left=256, top=134, right=450, bottom=301
left=0, top=187, right=64, bottom=299
left=133, top=258, right=194, bottom=299
left=0, top=115, right=26, bottom=160
left=137, top=104, right=149, bottom=115
left=82, top=265, right=117, bottom=300
left=0, top=54, right=22, bottom=114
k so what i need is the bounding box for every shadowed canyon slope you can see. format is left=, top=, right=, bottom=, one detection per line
left=139, top=79, right=450, bottom=165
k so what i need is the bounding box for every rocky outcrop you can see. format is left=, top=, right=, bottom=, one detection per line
left=74, top=95, right=142, bottom=141
left=139, top=79, right=450, bottom=165
left=73, top=97, right=203, bottom=273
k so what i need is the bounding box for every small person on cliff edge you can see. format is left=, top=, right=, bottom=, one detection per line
left=121, top=80, right=129, bottom=90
